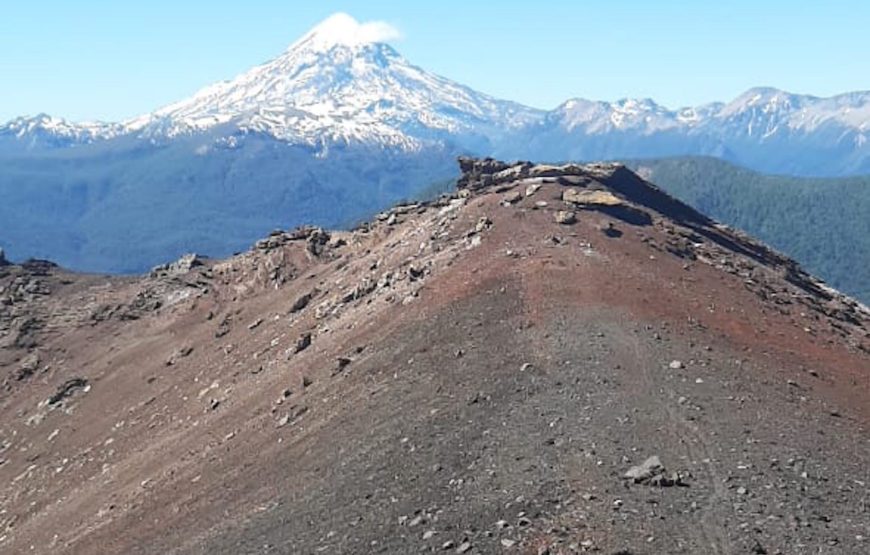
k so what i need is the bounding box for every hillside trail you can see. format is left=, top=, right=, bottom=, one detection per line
left=616, top=326, right=732, bottom=554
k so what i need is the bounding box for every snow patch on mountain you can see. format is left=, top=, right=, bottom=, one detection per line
left=0, top=114, right=122, bottom=145
left=551, top=87, right=870, bottom=140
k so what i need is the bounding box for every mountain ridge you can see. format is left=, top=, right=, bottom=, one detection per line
left=1, top=157, right=867, bottom=554
left=7, top=83, right=870, bottom=164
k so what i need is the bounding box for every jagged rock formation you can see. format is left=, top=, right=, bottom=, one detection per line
left=0, top=160, right=868, bottom=554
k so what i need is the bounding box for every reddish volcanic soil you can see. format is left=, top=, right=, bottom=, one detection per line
left=1, top=159, right=868, bottom=555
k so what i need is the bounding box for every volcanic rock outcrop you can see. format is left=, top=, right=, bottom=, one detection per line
left=0, top=159, right=868, bottom=554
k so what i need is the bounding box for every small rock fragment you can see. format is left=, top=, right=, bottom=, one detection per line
left=334, top=357, right=352, bottom=374
left=166, top=345, right=194, bottom=366
left=290, top=292, right=314, bottom=313
left=293, top=333, right=312, bottom=354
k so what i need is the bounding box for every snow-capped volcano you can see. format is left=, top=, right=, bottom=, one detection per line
left=3, top=13, right=870, bottom=174
left=124, top=13, right=541, bottom=149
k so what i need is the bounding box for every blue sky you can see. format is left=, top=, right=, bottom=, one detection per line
left=2, top=1, right=869, bottom=122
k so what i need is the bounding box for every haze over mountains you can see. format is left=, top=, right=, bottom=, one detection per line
left=2, top=13, right=870, bottom=278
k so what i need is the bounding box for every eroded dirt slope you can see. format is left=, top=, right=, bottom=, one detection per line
left=1, top=159, right=868, bottom=554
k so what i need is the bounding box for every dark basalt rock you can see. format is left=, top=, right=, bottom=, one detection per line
left=48, top=377, right=89, bottom=405
left=21, top=259, right=56, bottom=276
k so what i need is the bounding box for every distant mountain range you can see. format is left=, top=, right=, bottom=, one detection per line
left=2, top=13, right=869, bottom=275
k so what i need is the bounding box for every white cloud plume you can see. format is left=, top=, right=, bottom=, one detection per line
left=303, top=13, right=402, bottom=49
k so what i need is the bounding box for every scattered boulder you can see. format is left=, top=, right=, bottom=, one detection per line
left=48, top=377, right=89, bottom=405
left=529, top=163, right=582, bottom=178
left=150, top=253, right=204, bottom=278
left=15, top=352, right=41, bottom=381
left=328, top=236, right=347, bottom=249
left=624, top=455, right=686, bottom=487
left=214, top=315, right=232, bottom=338
left=502, top=190, right=522, bottom=205
left=554, top=210, right=577, bottom=225
left=493, top=164, right=533, bottom=184
left=457, top=157, right=512, bottom=190
left=342, top=278, right=376, bottom=302
left=290, top=291, right=314, bottom=313
left=285, top=226, right=317, bottom=241
left=624, top=455, right=663, bottom=482
left=563, top=188, right=622, bottom=206
left=166, top=346, right=194, bottom=366
left=21, top=259, right=57, bottom=276
left=334, top=357, right=352, bottom=375
left=669, top=360, right=684, bottom=370
left=293, top=332, right=312, bottom=354
left=474, top=216, right=492, bottom=233
left=277, top=405, right=308, bottom=427
left=306, top=228, right=331, bottom=256
left=255, top=235, right=284, bottom=251
left=407, top=266, right=425, bottom=281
